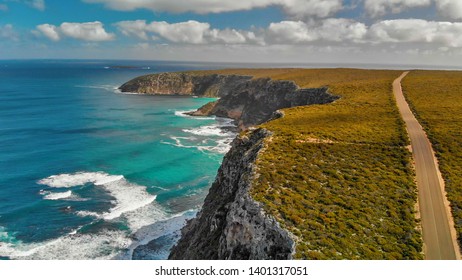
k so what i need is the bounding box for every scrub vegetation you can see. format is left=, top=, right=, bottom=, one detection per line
left=200, top=68, right=423, bottom=259
left=402, top=70, right=462, bottom=251
left=191, top=68, right=424, bottom=259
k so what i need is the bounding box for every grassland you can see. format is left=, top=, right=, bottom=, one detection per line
left=402, top=71, right=462, bottom=252
left=199, top=68, right=423, bottom=259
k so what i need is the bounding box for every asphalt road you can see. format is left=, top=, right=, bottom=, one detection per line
left=393, top=72, right=459, bottom=260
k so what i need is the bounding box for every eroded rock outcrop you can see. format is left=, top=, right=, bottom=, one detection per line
left=168, top=128, right=295, bottom=260
left=189, top=78, right=338, bottom=129
left=119, top=73, right=251, bottom=97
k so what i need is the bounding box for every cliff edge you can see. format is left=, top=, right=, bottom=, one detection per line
left=169, top=128, right=295, bottom=260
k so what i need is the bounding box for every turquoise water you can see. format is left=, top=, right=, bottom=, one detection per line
left=0, top=60, right=235, bottom=259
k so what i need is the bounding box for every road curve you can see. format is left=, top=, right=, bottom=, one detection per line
left=393, top=72, right=460, bottom=260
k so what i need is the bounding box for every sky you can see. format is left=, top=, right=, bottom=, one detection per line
left=1, top=0, right=462, bottom=66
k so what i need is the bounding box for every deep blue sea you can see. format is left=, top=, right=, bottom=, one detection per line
left=0, top=60, right=236, bottom=259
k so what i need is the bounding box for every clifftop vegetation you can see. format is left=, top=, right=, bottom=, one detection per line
left=402, top=71, right=462, bottom=252
left=199, top=68, right=422, bottom=259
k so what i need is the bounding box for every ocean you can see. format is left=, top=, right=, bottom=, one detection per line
left=0, top=60, right=236, bottom=259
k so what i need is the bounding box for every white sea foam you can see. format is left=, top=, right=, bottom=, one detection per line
left=42, top=190, right=72, bottom=200
left=75, top=84, right=119, bottom=92
left=38, top=172, right=156, bottom=221
left=198, top=138, right=234, bottom=154
left=183, top=125, right=235, bottom=137
left=38, top=172, right=124, bottom=188
left=1, top=170, right=177, bottom=260
left=117, top=210, right=196, bottom=260
left=75, top=210, right=100, bottom=218
left=174, top=110, right=190, bottom=117
left=0, top=208, right=193, bottom=260
left=0, top=230, right=133, bottom=260
left=174, top=110, right=215, bottom=120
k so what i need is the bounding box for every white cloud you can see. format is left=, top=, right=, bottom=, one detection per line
left=281, top=0, right=343, bottom=18
left=37, top=24, right=60, bottom=41
left=368, top=19, right=462, bottom=47
left=317, top=18, right=367, bottom=42
left=0, top=24, right=19, bottom=41
left=29, top=0, right=45, bottom=11
left=364, top=0, right=431, bottom=17
left=267, top=18, right=367, bottom=43
left=435, top=0, right=462, bottom=19
left=116, top=20, right=150, bottom=40
left=85, top=0, right=343, bottom=18
left=267, top=21, right=318, bottom=43
left=60, top=22, right=115, bottom=41
left=36, top=22, right=115, bottom=42
left=116, top=20, right=262, bottom=45
left=0, top=1, right=45, bottom=11
left=117, top=17, right=462, bottom=50
left=146, top=21, right=210, bottom=44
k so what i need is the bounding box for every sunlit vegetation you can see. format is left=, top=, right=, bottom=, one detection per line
left=207, top=69, right=422, bottom=259
left=402, top=71, right=462, bottom=251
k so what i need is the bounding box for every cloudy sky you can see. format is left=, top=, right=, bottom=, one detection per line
left=1, top=0, right=462, bottom=66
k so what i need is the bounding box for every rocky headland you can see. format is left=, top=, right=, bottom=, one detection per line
left=120, top=72, right=338, bottom=129
left=120, top=72, right=339, bottom=259
left=119, top=72, right=252, bottom=97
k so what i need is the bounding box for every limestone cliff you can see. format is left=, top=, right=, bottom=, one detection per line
left=168, top=128, right=295, bottom=260
left=119, top=72, right=251, bottom=97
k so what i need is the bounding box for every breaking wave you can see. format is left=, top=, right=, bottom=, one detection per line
left=0, top=171, right=195, bottom=260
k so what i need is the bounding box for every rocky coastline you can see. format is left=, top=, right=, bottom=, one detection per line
left=120, top=72, right=338, bottom=130
left=119, top=72, right=339, bottom=259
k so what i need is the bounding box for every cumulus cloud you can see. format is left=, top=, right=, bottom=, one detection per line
left=85, top=0, right=343, bottom=18
left=364, top=0, right=431, bottom=17
left=117, top=17, right=462, bottom=50
left=145, top=21, right=210, bottom=44
left=36, top=22, right=115, bottom=41
left=317, top=18, right=368, bottom=42
left=368, top=19, right=462, bottom=47
left=60, top=22, right=115, bottom=41
left=37, top=24, right=60, bottom=41
left=267, top=18, right=367, bottom=43
left=116, top=20, right=262, bottom=45
left=435, top=0, right=462, bottom=19
left=267, top=21, right=318, bottom=43
left=0, top=24, right=19, bottom=41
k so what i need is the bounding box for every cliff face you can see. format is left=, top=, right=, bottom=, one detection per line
left=119, top=73, right=251, bottom=97
left=188, top=78, right=339, bottom=129
left=168, top=128, right=295, bottom=260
